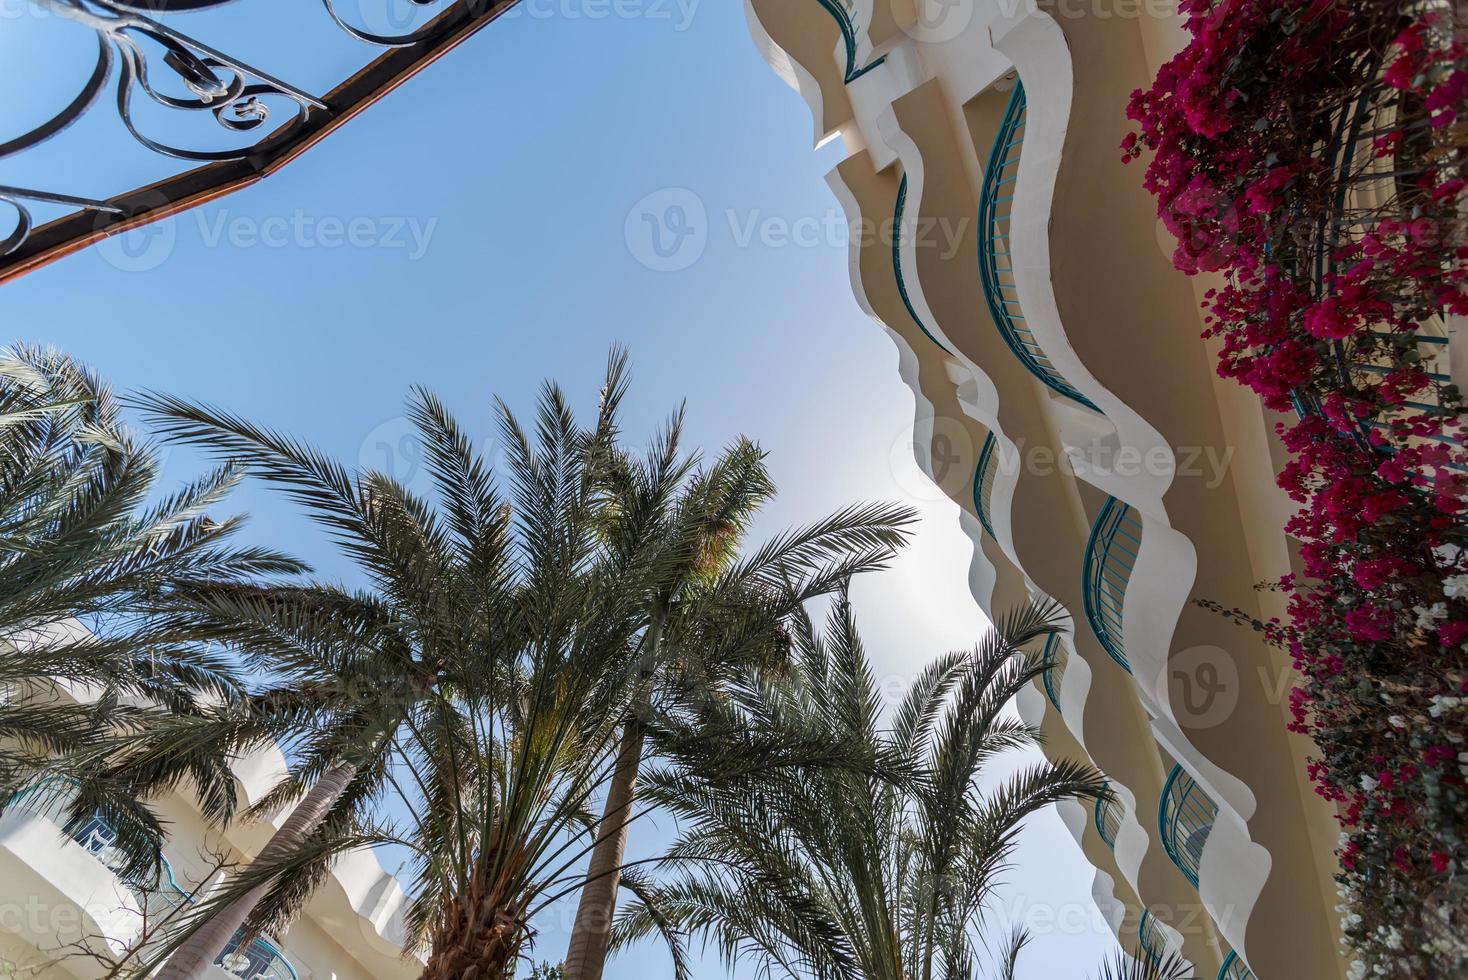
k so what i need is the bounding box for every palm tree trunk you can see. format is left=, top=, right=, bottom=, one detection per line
left=417, top=891, right=526, bottom=980
left=155, top=761, right=357, bottom=980
left=562, top=721, right=644, bottom=980
left=565, top=604, right=664, bottom=980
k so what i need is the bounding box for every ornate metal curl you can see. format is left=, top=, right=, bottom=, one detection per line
left=13, top=0, right=326, bottom=162
left=0, top=0, right=522, bottom=281
left=0, top=187, right=121, bottom=257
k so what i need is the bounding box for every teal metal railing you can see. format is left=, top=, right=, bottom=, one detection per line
left=1083, top=497, right=1142, bottom=673
left=1349, top=330, right=1459, bottom=457
left=217, top=933, right=300, bottom=980
left=894, top=174, right=952, bottom=353
left=1158, top=764, right=1219, bottom=888
left=1297, top=69, right=1460, bottom=464
left=5, top=778, right=137, bottom=877
left=4, top=779, right=298, bottom=980
left=1040, top=633, right=1065, bottom=710
left=1218, top=951, right=1257, bottom=980
left=1094, top=784, right=1122, bottom=849
left=1138, top=909, right=1171, bottom=965
left=814, top=0, right=886, bottom=82
left=977, top=82, right=1098, bottom=410
left=973, top=432, right=998, bottom=536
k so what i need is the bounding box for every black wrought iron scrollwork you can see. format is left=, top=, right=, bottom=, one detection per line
left=0, top=187, right=121, bottom=257
left=4, top=0, right=326, bottom=163
left=0, top=0, right=506, bottom=273
left=0, top=28, right=111, bottom=159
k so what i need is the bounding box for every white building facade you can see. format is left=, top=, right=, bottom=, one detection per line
left=0, top=626, right=417, bottom=980
left=742, top=1, right=1370, bottom=977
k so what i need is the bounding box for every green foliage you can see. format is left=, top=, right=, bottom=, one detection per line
left=0, top=344, right=1183, bottom=979
left=1092, top=950, right=1194, bottom=980
left=0, top=344, right=302, bottom=877
left=617, top=596, right=1109, bottom=980
left=132, top=348, right=915, bottom=970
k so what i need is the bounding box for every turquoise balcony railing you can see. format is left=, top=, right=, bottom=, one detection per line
left=1138, top=909, right=1171, bottom=965
left=973, top=432, right=998, bottom=536
left=1348, top=329, right=1458, bottom=456
left=814, top=0, right=886, bottom=82
left=1094, top=784, right=1122, bottom=849
left=1040, top=633, right=1065, bottom=710
left=978, top=82, right=1097, bottom=410
left=68, top=811, right=123, bottom=858
left=4, top=779, right=298, bottom=980
left=894, top=175, right=952, bottom=354
left=218, top=933, right=300, bottom=980
left=6, top=778, right=140, bottom=880
left=1295, top=73, right=1460, bottom=464
left=1083, top=497, right=1141, bottom=673
left=1158, top=764, right=1219, bottom=888
left=1218, top=951, right=1257, bottom=980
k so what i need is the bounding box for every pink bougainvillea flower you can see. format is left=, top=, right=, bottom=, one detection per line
left=1345, top=606, right=1394, bottom=643
left=1122, top=2, right=1468, bottom=969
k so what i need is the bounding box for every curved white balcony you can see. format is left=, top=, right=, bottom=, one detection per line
left=1, top=780, right=302, bottom=980
left=1218, top=950, right=1258, bottom=980
left=1158, top=764, right=1218, bottom=890
left=977, top=82, right=1097, bottom=410
left=741, top=6, right=1249, bottom=972
left=0, top=795, right=143, bottom=964
left=35, top=647, right=417, bottom=975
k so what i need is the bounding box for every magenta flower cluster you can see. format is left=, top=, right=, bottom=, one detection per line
left=1125, top=1, right=1468, bottom=973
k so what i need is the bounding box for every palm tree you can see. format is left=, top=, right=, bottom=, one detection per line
left=613, top=594, right=1109, bottom=980
left=563, top=400, right=916, bottom=980
left=0, top=344, right=302, bottom=875
left=134, top=350, right=914, bottom=979
left=123, top=580, right=435, bottom=979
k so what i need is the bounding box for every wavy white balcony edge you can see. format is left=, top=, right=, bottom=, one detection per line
left=3, top=621, right=418, bottom=970
left=742, top=0, right=1271, bottom=964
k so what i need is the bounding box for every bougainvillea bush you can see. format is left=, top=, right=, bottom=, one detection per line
left=1125, top=0, right=1468, bottom=974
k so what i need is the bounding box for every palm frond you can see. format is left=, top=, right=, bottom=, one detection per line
left=1091, top=949, right=1197, bottom=980
left=0, top=346, right=293, bottom=874
left=635, top=597, right=1103, bottom=980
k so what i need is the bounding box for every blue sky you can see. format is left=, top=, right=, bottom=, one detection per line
left=3, top=1, right=1118, bottom=975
